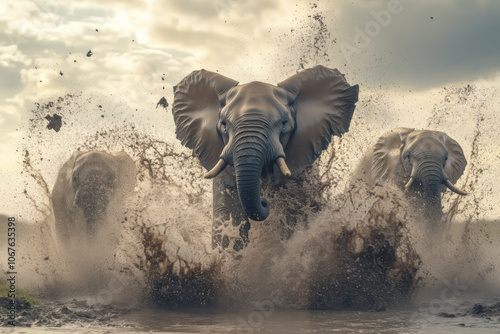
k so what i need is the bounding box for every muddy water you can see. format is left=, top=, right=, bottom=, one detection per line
left=3, top=296, right=500, bottom=333
left=1, top=81, right=500, bottom=332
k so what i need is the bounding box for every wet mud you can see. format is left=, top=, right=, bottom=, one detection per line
left=0, top=298, right=134, bottom=328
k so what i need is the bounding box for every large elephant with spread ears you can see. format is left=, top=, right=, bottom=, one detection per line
left=172, top=65, right=359, bottom=250
left=52, top=150, right=135, bottom=244
left=352, top=128, right=468, bottom=220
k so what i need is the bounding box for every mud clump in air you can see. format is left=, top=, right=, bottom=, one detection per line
left=45, top=113, right=62, bottom=132
left=156, top=97, right=168, bottom=109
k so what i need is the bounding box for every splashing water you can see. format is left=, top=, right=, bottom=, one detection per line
left=4, top=77, right=498, bottom=330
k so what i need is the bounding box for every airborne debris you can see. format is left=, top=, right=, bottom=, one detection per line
left=59, top=71, right=63, bottom=76
left=156, top=97, right=169, bottom=109
left=45, top=114, right=62, bottom=132
left=86, top=50, right=93, bottom=57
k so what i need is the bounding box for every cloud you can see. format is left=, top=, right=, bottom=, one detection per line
left=70, top=0, right=145, bottom=9
left=154, top=0, right=280, bottom=21
left=146, top=0, right=284, bottom=69
left=331, top=0, right=500, bottom=89
left=0, top=45, right=31, bottom=68
left=157, top=0, right=220, bottom=19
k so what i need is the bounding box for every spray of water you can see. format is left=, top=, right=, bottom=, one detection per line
left=11, top=16, right=500, bottom=310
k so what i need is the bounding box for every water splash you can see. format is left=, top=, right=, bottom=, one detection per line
left=14, top=78, right=500, bottom=313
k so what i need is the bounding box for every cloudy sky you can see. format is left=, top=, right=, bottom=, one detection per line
left=1, top=0, right=499, bottom=217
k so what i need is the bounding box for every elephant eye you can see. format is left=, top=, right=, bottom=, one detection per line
left=406, top=154, right=410, bottom=160
left=220, top=121, right=227, bottom=132
left=281, top=120, right=289, bottom=131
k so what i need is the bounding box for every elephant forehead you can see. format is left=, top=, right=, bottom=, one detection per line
left=407, top=132, right=447, bottom=151
left=409, top=130, right=444, bottom=140
left=74, top=152, right=117, bottom=173
left=225, top=81, right=289, bottom=114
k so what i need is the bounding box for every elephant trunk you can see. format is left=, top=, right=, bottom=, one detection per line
left=416, top=159, right=444, bottom=218
left=79, top=184, right=109, bottom=235
left=75, top=169, right=115, bottom=233
left=233, top=127, right=271, bottom=221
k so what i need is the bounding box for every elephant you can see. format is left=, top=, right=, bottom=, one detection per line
left=51, top=150, right=135, bottom=244
left=172, top=65, right=359, bottom=250
left=351, top=127, right=468, bottom=220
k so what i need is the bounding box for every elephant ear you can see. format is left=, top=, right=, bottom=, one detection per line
left=442, top=134, right=467, bottom=184
left=371, top=127, right=415, bottom=182
left=112, top=151, right=136, bottom=194
left=52, top=151, right=84, bottom=209
left=277, top=65, right=359, bottom=174
left=66, top=151, right=84, bottom=180
left=172, top=69, right=239, bottom=170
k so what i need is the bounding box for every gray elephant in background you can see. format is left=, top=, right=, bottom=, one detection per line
left=352, top=127, right=468, bottom=219
left=172, top=65, right=359, bottom=250
left=52, top=151, right=135, bottom=243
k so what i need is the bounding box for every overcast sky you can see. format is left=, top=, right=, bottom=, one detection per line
left=1, top=1, right=499, bottom=133
left=1, top=0, right=499, bottom=218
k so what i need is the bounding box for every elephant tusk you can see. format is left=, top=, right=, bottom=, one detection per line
left=276, top=157, right=291, bottom=177
left=404, top=177, right=414, bottom=190
left=404, top=164, right=417, bottom=191
left=73, top=189, right=80, bottom=207
left=444, top=179, right=468, bottom=196
left=204, top=159, right=227, bottom=179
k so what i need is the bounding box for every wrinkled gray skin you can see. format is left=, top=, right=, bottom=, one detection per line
left=52, top=151, right=135, bottom=243
left=172, top=66, right=359, bottom=250
left=352, top=128, right=468, bottom=220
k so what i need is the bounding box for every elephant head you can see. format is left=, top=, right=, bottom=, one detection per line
left=172, top=66, right=359, bottom=221
left=52, top=150, right=135, bottom=236
left=371, top=127, right=468, bottom=217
